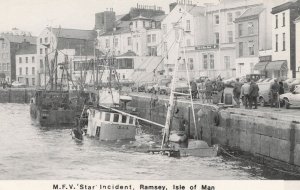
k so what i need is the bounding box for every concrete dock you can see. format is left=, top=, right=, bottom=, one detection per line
left=129, top=92, right=300, bottom=172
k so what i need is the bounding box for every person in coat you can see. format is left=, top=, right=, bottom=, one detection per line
left=249, top=80, right=259, bottom=109
left=270, top=79, right=280, bottom=108
left=233, top=78, right=242, bottom=107
left=241, top=79, right=251, bottom=109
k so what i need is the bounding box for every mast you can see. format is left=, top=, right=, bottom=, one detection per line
left=161, top=22, right=183, bottom=148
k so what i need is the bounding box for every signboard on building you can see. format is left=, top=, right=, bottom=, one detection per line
left=195, top=44, right=219, bottom=50
left=259, top=55, right=272, bottom=62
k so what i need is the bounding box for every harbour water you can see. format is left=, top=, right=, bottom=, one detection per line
left=0, top=103, right=293, bottom=180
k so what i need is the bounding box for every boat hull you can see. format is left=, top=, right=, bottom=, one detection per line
left=30, top=103, right=76, bottom=126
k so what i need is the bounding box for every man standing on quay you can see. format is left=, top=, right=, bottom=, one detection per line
left=270, top=79, right=280, bottom=108
left=233, top=78, right=242, bottom=107
left=241, top=79, right=251, bottom=109
left=249, top=80, right=259, bottom=109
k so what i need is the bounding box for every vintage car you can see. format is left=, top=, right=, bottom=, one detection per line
left=280, top=85, right=300, bottom=109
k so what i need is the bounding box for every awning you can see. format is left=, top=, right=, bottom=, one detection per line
left=265, top=60, right=288, bottom=71
left=254, top=61, right=268, bottom=71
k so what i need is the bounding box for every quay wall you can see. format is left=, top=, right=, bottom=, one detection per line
left=129, top=94, right=300, bottom=170
left=0, top=88, right=35, bottom=103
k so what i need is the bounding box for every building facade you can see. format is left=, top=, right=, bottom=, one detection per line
left=95, top=5, right=166, bottom=83
left=16, top=44, right=37, bottom=86
left=271, top=0, right=300, bottom=79
left=235, top=5, right=273, bottom=77
left=0, top=29, right=36, bottom=83
left=36, top=27, right=96, bottom=87
left=296, top=16, right=300, bottom=75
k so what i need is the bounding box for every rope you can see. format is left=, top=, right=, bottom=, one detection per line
left=219, top=146, right=300, bottom=177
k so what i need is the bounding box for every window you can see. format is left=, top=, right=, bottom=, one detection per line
left=105, top=113, right=111, bottom=121
left=127, top=37, right=132, bottom=46
left=283, top=33, right=286, bottom=51
left=25, top=57, right=28, bottom=63
left=210, top=54, right=214, bottom=69
left=163, top=42, right=167, bottom=52
left=40, top=59, right=44, bottom=69
left=282, top=13, right=285, bottom=27
left=19, top=57, right=22, bottom=63
left=152, top=34, right=156, bottom=43
left=147, top=35, right=151, bottom=43
left=40, top=48, right=43, bottom=54
left=235, top=11, right=241, bottom=18
left=105, top=39, right=109, bottom=48
left=225, top=56, right=230, bottom=69
left=32, top=78, right=35, bottom=86
left=45, top=48, right=48, bottom=55
left=228, top=31, right=233, bottom=43
left=188, top=58, right=194, bottom=70
left=45, top=37, right=48, bottom=43
left=186, top=39, right=191, bottom=46
left=136, top=43, right=139, bottom=52
left=275, top=15, right=278, bottom=28
left=248, top=22, right=254, bottom=35
left=215, top=15, right=219, bottom=24
left=215, top=33, right=219, bottom=44
left=247, top=63, right=253, bottom=74
left=239, top=42, right=243, bottom=57
left=19, top=68, right=22, bottom=75
left=129, top=117, right=134, bottom=124
left=248, top=41, right=254, bottom=55
left=40, top=38, right=42, bottom=44
left=227, top=13, right=233, bottom=23
left=186, top=20, right=190, bottom=31
left=203, top=54, right=208, bottom=69
left=2, top=63, right=6, bottom=71
left=32, top=67, right=35, bottom=75
left=26, top=67, right=28, bottom=75
left=121, top=115, right=127, bottom=123
left=113, top=114, right=119, bottom=122
left=147, top=46, right=157, bottom=56
left=114, top=38, right=118, bottom=47
left=32, top=56, right=35, bottom=63
left=151, top=22, right=156, bottom=29
left=275, top=34, right=278, bottom=52
left=162, top=24, right=167, bottom=34
left=238, top=24, right=243, bottom=36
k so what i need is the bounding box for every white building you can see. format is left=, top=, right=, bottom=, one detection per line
left=36, top=27, right=96, bottom=87
left=95, top=6, right=167, bottom=84
left=296, top=16, right=300, bottom=75
left=16, top=44, right=37, bottom=86
left=162, top=0, right=264, bottom=80
left=271, top=0, right=300, bottom=79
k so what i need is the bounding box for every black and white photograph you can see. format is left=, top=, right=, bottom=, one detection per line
left=0, top=0, right=300, bottom=188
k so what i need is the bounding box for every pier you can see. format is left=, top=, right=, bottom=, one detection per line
left=129, top=92, right=300, bottom=172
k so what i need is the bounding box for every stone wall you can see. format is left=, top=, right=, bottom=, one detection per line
left=0, top=88, right=35, bottom=103
left=129, top=94, right=300, bottom=171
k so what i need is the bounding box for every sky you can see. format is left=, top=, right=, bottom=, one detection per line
left=0, top=0, right=215, bottom=36
left=0, top=0, right=290, bottom=36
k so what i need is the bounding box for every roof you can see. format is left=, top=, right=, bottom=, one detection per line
left=116, top=14, right=127, bottom=21
left=151, top=14, right=167, bottom=21
left=131, top=15, right=152, bottom=21
left=177, top=4, right=205, bottom=17
left=295, top=16, right=300, bottom=23
left=0, top=34, right=36, bottom=44
left=16, top=44, right=37, bottom=55
left=117, top=50, right=137, bottom=57
left=271, top=0, right=300, bottom=14
left=49, top=27, right=96, bottom=40
left=235, top=6, right=265, bottom=22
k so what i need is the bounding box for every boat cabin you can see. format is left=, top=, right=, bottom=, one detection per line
left=93, top=110, right=137, bottom=126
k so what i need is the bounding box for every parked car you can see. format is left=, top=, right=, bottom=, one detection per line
left=158, top=78, right=172, bottom=95
left=145, top=82, right=157, bottom=93
left=131, top=84, right=146, bottom=92
left=289, top=79, right=300, bottom=92
left=11, top=81, right=26, bottom=88
left=280, top=85, right=300, bottom=109
left=257, top=81, right=289, bottom=107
